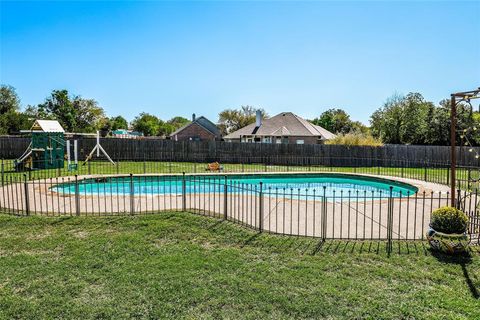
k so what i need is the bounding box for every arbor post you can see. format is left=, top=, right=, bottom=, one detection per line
left=451, top=94, right=456, bottom=207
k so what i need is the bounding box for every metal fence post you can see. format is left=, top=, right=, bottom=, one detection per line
left=182, top=172, right=186, bottom=212
left=116, top=161, right=120, bottom=174
left=74, top=175, right=80, bottom=216
left=130, top=173, right=135, bottom=215
left=468, top=167, right=472, bottom=190
left=143, top=160, right=147, bottom=174
left=1, top=159, right=4, bottom=186
left=88, top=161, right=91, bottom=175
left=23, top=174, right=30, bottom=216
left=424, top=163, right=427, bottom=182
left=169, top=161, right=172, bottom=174
left=321, top=186, right=327, bottom=241
left=387, top=186, right=394, bottom=256
left=259, top=182, right=263, bottom=232
left=223, top=175, right=228, bottom=220
left=446, top=166, right=450, bottom=185
left=456, top=189, right=462, bottom=209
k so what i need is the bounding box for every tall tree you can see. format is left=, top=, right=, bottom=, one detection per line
left=398, top=93, right=433, bottom=145
left=218, top=106, right=267, bottom=135
left=311, top=108, right=359, bottom=134
left=0, top=85, right=33, bottom=134
left=72, top=97, right=107, bottom=133
left=0, top=85, right=20, bottom=114
left=154, top=116, right=190, bottom=137
left=158, top=122, right=175, bottom=136
left=350, top=121, right=370, bottom=135
left=37, top=90, right=77, bottom=132
left=0, top=110, right=32, bottom=134
left=131, top=113, right=161, bottom=136
left=424, top=100, right=450, bottom=145
left=34, top=90, right=107, bottom=133
left=371, top=93, right=480, bottom=145
left=370, top=93, right=404, bottom=144
left=109, top=116, right=129, bottom=131
left=167, top=116, right=190, bottom=129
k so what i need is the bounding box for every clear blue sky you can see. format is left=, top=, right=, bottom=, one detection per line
left=1, top=1, right=479, bottom=124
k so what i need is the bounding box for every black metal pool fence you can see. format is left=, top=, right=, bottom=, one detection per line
left=1, top=173, right=479, bottom=248
left=1, top=156, right=480, bottom=190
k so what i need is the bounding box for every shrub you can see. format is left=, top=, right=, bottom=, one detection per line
left=430, top=206, right=468, bottom=234
left=325, top=132, right=383, bottom=147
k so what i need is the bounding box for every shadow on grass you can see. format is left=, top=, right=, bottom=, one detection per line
left=47, top=216, right=74, bottom=225
left=240, top=233, right=261, bottom=248
left=204, top=217, right=480, bottom=260
left=431, top=249, right=479, bottom=299
left=207, top=219, right=226, bottom=230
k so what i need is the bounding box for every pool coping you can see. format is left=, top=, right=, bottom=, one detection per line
left=42, top=171, right=450, bottom=195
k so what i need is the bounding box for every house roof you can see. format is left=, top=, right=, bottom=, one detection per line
left=112, top=129, right=128, bottom=135
left=31, top=120, right=65, bottom=133
left=170, top=116, right=221, bottom=137
left=223, top=112, right=335, bottom=140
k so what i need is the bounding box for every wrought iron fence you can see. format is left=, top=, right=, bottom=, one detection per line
left=2, top=156, right=479, bottom=190
left=1, top=174, right=479, bottom=249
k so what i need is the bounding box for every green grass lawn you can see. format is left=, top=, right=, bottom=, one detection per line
left=1, top=212, right=479, bottom=319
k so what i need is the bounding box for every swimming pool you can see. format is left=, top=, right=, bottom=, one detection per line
left=51, top=173, right=418, bottom=198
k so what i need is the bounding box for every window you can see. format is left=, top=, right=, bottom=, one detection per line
left=263, top=137, right=271, bottom=143
left=276, top=138, right=282, bottom=144
left=296, top=139, right=304, bottom=144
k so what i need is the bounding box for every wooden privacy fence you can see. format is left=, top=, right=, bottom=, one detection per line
left=1, top=136, right=480, bottom=167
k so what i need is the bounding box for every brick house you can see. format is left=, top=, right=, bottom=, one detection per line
left=170, top=114, right=222, bottom=141
left=223, top=111, right=335, bottom=144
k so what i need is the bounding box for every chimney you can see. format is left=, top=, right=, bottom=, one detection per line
left=192, top=113, right=196, bottom=122
left=255, top=110, right=262, bottom=127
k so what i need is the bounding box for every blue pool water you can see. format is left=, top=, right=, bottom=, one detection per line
left=51, top=174, right=418, bottom=198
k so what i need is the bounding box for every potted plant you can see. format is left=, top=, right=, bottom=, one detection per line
left=426, top=206, right=469, bottom=254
